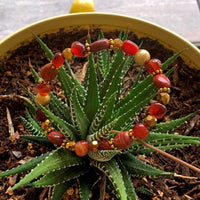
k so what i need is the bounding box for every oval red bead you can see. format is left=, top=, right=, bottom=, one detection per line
left=35, top=107, right=48, bottom=122
left=122, top=40, right=138, bottom=55
left=52, top=52, right=65, bottom=68
left=90, top=38, right=110, bottom=52
left=75, top=140, right=90, bottom=157
left=47, top=131, right=64, bottom=146
left=40, top=63, right=58, bottom=82
left=145, top=59, right=162, bottom=74
left=98, top=138, right=113, bottom=150
left=113, top=131, right=133, bottom=149
left=149, top=102, right=167, bottom=119
left=71, top=41, right=87, bottom=57
left=36, top=83, right=52, bottom=96
left=153, top=74, right=171, bottom=88
left=132, top=123, right=149, bottom=139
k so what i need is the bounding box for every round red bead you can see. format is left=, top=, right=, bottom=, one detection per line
left=98, top=138, right=113, bottom=150
left=35, top=107, right=48, bottom=122
left=149, top=102, right=167, bottom=119
left=145, top=59, right=162, bottom=74
left=153, top=74, right=171, bottom=88
left=122, top=40, right=138, bottom=55
left=90, top=38, right=110, bottom=52
left=75, top=140, right=90, bottom=157
left=40, top=63, right=58, bottom=82
left=47, top=131, right=64, bottom=146
left=52, top=52, right=65, bottom=68
left=36, top=83, right=52, bottom=96
left=113, top=131, right=133, bottom=149
left=71, top=41, right=87, bottom=57
left=132, top=123, right=149, bottom=139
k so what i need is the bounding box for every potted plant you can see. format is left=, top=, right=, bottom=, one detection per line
left=0, top=13, right=200, bottom=200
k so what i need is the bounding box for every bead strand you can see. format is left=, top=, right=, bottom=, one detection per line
left=33, top=37, right=172, bottom=157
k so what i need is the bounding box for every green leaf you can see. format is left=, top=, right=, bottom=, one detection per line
left=89, top=92, right=116, bottom=134
left=92, top=159, right=127, bottom=200
left=49, top=93, right=71, bottom=123
left=88, top=150, right=120, bottom=162
left=33, top=33, right=54, bottom=59
left=151, top=113, right=194, bottom=133
left=0, top=152, right=50, bottom=177
left=21, top=116, right=43, bottom=136
left=21, top=135, right=55, bottom=149
left=30, top=165, right=88, bottom=187
left=84, top=53, right=100, bottom=121
left=39, top=105, right=78, bottom=141
left=22, top=85, right=35, bottom=103
left=12, top=148, right=84, bottom=190
left=51, top=180, right=75, bottom=200
left=119, top=153, right=173, bottom=177
left=24, top=99, right=36, bottom=116
left=131, top=66, right=144, bottom=88
left=116, top=158, right=138, bottom=200
left=70, top=88, right=90, bottom=139
left=30, top=66, right=40, bottom=82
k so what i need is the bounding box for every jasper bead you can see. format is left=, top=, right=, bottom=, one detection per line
left=35, top=93, right=50, bottom=106
left=113, top=131, right=133, bottom=149
left=122, top=40, right=138, bottom=55
left=132, top=123, right=149, bottom=139
left=153, top=74, right=171, bottom=88
left=98, top=138, right=113, bottom=150
left=40, top=63, right=58, bottom=82
left=149, top=102, right=167, bottom=119
left=75, top=140, right=90, bottom=157
left=145, top=59, right=162, bottom=74
left=36, top=83, right=52, bottom=96
left=134, top=49, right=151, bottom=66
left=47, top=131, right=64, bottom=146
left=71, top=41, right=87, bottom=57
left=90, top=39, right=110, bottom=52
left=52, top=52, right=65, bottom=68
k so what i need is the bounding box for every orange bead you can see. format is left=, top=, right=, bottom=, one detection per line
left=113, top=131, right=133, bottom=149
left=40, top=63, right=58, bottom=82
left=145, top=59, right=162, bottom=74
left=75, top=140, right=90, bottom=157
left=132, top=123, right=149, bottom=139
left=149, top=102, right=167, bottom=119
left=90, top=39, right=110, bottom=52
left=36, top=83, right=51, bottom=96
left=122, top=40, right=138, bottom=55
left=153, top=74, right=171, bottom=89
left=47, top=131, right=64, bottom=146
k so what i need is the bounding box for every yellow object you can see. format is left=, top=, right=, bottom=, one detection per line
left=70, top=0, right=95, bottom=13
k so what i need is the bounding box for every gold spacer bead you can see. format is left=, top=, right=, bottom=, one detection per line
left=44, top=131, right=48, bottom=135
left=66, top=141, right=76, bottom=151
left=109, top=38, right=114, bottom=45
left=85, top=42, right=90, bottom=47
left=44, top=119, right=50, bottom=125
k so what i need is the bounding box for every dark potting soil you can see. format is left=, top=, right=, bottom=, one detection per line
left=0, top=28, right=200, bottom=200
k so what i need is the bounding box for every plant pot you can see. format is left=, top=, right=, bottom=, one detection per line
left=0, top=13, right=200, bottom=200
left=0, top=13, right=200, bottom=70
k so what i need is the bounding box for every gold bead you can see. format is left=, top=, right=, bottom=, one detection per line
left=90, top=140, right=99, bottom=152
left=67, top=187, right=74, bottom=195
left=109, top=38, right=114, bottom=45
left=157, top=92, right=170, bottom=105
left=44, top=119, right=50, bottom=125
left=113, top=38, right=123, bottom=50
left=35, top=93, right=50, bottom=106
left=134, top=49, right=151, bottom=66
left=62, top=48, right=73, bottom=60
left=143, top=115, right=157, bottom=128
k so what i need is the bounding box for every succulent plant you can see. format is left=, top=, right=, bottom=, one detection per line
left=0, top=31, right=200, bottom=200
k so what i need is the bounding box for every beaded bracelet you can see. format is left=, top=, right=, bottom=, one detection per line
left=34, top=38, right=171, bottom=157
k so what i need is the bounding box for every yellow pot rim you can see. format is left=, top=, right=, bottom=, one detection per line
left=0, top=12, right=200, bottom=69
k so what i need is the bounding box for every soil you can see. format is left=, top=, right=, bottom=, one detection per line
left=0, top=28, right=200, bottom=200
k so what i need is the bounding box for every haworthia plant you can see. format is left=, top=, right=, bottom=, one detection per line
left=0, top=32, right=199, bottom=200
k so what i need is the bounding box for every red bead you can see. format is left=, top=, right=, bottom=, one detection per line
left=132, top=123, right=149, bottom=139
left=145, top=59, right=162, bottom=74
left=40, top=63, right=58, bottom=82
left=71, top=41, right=87, bottom=57
left=47, top=131, right=64, bottom=146
left=90, top=39, right=110, bottom=52
left=122, top=40, right=138, bottom=55
left=113, top=131, right=133, bottom=149
left=36, top=83, right=52, bottom=96
left=153, top=74, right=171, bottom=88
left=52, top=52, right=65, bottom=68
left=149, top=102, right=167, bottom=119
left=35, top=107, right=48, bottom=122
left=75, top=140, right=90, bottom=157
left=98, top=138, right=113, bottom=150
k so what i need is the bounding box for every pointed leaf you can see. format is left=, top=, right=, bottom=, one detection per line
left=0, top=152, right=50, bottom=177
left=30, top=165, right=88, bottom=187
left=30, top=66, right=40, bottom=82
left=12, top=148, right=84, bottom=190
